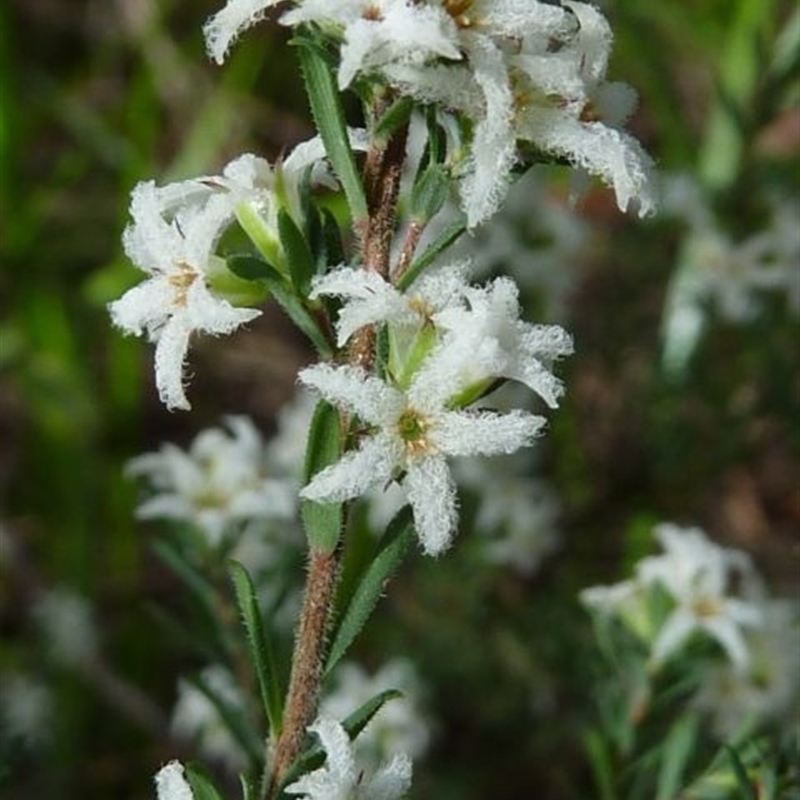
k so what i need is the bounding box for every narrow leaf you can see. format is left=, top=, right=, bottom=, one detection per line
left=398, top=218, right=467, bottom=291
left=278, top=208, right=315, bottom=296
left=725, top=745, right=758, bottom=800
left=374, top=96, right=415, bottom=145
left=656, top=713, right=699, bottom=800
left=325, top=506, right=415, bottom=674
left=227, top=253, right=282, bottom=282
left=262, top=274, right=333, bottom=357
left=185, top=763, right=227, bottom=800
left=228, top=560, right=284, bottom=739
left=301, top=400, right=344, bottom=552
left=410, top=164, right=449, bottom=222
left=294, top=35, right=368, bottom=222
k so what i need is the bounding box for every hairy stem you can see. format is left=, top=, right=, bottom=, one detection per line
left=267, top=547, right=340, bottom=797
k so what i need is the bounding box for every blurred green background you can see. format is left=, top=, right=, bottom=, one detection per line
left=0, top=1, right=797, bottom=798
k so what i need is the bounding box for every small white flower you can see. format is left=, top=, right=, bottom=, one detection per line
left=285, top=717, right=412, bottom=800
left=299, top=362, right=545, bottom=554
left=638, top=524, right=764, bottom=672
left=127, top=416, right=296, bottom=546
left=109, top=181, right=261, bottom=410
left=310, top=262, right=470, bottom=348
left=432, top=276, right=574, bottom=408
left=0, top=674, right=53, bottom=749
left=155, top=761, right=195, bottom=800
left=322, top=660, right=431, bottom=767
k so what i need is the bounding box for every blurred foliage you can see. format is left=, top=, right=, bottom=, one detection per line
left=0, top=1, right=798, bottom=799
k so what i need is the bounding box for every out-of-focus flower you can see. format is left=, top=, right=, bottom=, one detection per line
left=693, top=600, right=800, bottom=739
left=455, top=455, right=560, bottom=576
left=171, top=665, right=248, bottom=772
left=0, top=674, right=53, bottom=749
left=155, top=761, right=195, bottom=800
left=581, top=523, right=764, bottom=672
left=127, top=416, right=296, bottom=547
left=33, top=588, right=97, bottom=666
left=285, top=717, right=412, bottom=800
left=321, top=660, right=431, bottom=767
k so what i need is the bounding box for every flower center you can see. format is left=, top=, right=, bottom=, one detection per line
left=444, top=0, right=476, bottom=28
left=692, top=595, right=722, bottom=619
left=169, top=260, right=200, bottom=306
left=396, top=408, right=433, bottom=457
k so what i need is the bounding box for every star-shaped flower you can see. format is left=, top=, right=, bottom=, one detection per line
left=109, top=181, right=261, bottom=410
left=299, top=361, right=545, bottom=554
left=285, top=717, right=412, bottom=800
left=154, top=761, right=194, bottom=800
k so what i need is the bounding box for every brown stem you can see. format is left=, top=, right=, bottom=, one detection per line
left=266, top=102, right=410, bottom=800
left=392, top=219, right=425, bottom=283
left=267, top=547, right=340, bottom=797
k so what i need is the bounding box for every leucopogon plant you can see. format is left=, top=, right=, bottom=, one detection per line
left=108, top=2, right=657, bottom=798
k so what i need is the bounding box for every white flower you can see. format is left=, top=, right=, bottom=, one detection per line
left=639, top=524, right=764, bottom=672
left=512, top=2, right=657, bottom=218
left=321, top=660, right=430, bottom=767
left=155, top=761, right=195, bottom=800
left=432, top=276, right=573, bottom=407
left=109, top=181, right=261, bottom=410
left=285, top=717, right=412, bottom=800
left=692, top=600, right=800, bottom=739
left=299, top=362, right=545, bottom=554
left=310, top=262, right=470, bottom=348
left=283, top=0, right=461, bottom=89
left=127, top=416, right=296, bottom=546
left=171, top=665, right=248, bottom=771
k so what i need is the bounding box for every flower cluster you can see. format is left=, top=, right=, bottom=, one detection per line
left=300, top=264, right=572, bottom=555
left=204, top=0, right=656, bottom=227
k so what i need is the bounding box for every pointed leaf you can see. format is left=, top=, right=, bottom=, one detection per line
left=410, top=164, right=449, bottom=222
left=228, top=560, right=284, bottom=739
left=227, top=254, right=282, bottom=282
left=325, top=506, right=415, bottom=674
left=398, top=218, right=467, bottom=291
left=278, top=208, right=316, bottom=296
left=656, top=713, right=699, bottom=800
left=185, top=763, right=227, bottom=800
left=725, top=745, right=758, bottom=800
left=294, top=34, right=368, bottom=222
left=374, top=96, right=415, bottom=145
left=301, top=400, right=344, bottom=553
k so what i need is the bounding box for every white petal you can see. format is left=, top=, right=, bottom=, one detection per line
left=651, top=609, right=696, bottom=665
left=299, top=363, right=403, bottom=425
left=308, top=717, right=358, bottom=784
left=434, top=409, right=545, bottom=457
left=406, top=456, right=458, bottom=555
left=154, top=761, right=194, bottom=800
left=203, top=0, right=284, bottom=64
left=301, top=435, right=398, bottom=503
left=364, top=752, right=413, bottom=800
left=154, top=317, right=193, bottom=411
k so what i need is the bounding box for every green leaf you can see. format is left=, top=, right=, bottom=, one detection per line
left=583, top=729, right=618, bottom=800
left=185, top=763, right=228, bottom=800
left=301, top=400, right=344, bottom=552
left=398, top=218, right=467, bottom=291
left=656, top=713, right=699, bottom=800
left=278, top=208, right=316, bottom=296
left=227, top=254, right=282, bottom=282
left=294, top=33, right=368, bottom=222
left=265, top=278, right=333, bottom=358
left=725, top=745, right=758, bottom=800
left=410, top=163, right=449, bottom=222
left=228, top=560, right=284, bottom=739
left=373, top=96, right=415, bottom=145
left=319, top=206, right=346, bottom=271
left=325, top=506, right=415, bottom=674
